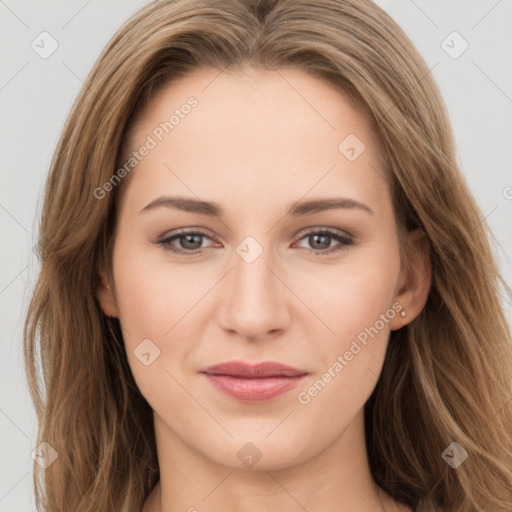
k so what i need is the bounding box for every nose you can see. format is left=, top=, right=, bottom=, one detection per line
left=216, top=242, right=291, bottom=342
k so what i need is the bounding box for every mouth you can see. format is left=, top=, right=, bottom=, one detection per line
left=200, top=360, right=309, bottom=403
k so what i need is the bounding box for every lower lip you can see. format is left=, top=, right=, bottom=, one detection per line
left=202, top=374, right=306, bottom=402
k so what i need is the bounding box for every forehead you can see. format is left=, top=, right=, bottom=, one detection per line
left=120, top=66, right=390, bottom=219
left=135, top=65, right=377, bottom=148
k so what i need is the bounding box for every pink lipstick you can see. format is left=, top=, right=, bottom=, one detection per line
left=200, top=361, right=308, bottom=402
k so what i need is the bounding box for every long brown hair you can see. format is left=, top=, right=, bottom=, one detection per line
left=24, top=0, right=512, bottom=510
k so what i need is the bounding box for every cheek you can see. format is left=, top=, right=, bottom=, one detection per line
left=303, top=247, right=400, bottom=350
left=112, top=235, right=182, bottom=338
left=110, top=242, right=185, bottom=410
left=293, top=253, right=400, bottom=436
left=110, top=235, right=206, bottom=392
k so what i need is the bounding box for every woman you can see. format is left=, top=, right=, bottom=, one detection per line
left=24, top=0, right=512, bottom=511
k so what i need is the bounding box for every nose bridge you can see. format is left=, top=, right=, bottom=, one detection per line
left=218, top=234, right=289, bottom=338
left=234, top=239, right=274, bottom=296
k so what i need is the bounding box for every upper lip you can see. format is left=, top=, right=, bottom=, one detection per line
left=200, top=361, right=308, bottom=378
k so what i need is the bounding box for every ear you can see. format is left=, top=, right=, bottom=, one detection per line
left=390, top=228, right=432, bottom=330
left=96, top=266, right=119, bottom=318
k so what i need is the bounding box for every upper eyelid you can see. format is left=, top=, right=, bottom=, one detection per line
left=159, top=226, right=352, bottom=239
left=159, top=227, right=353, bottom=247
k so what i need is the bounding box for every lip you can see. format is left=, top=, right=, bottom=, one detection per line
left=200, top=361, right=309, bottom=402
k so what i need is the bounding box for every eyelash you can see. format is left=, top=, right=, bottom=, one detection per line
left=157, top=228, right=353, bottom=257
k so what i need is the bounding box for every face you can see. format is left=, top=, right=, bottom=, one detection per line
left=98, top=66, right=424, bottom=471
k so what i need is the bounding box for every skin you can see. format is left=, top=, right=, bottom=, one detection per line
left=97, top=66, right=431, bottom=512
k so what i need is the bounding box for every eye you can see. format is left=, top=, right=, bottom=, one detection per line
left=158, top=229, right=214, bottom=255
left=157, top=227, right=353, bottom=256
left=293, top=228, right=353, bottom=256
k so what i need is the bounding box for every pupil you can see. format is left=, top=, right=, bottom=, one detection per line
left=311, top=234, right=330, bottom=250
left=183, top=234, right=202, bottom=249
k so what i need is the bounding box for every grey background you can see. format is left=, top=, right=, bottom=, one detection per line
left=1, top=1, right=511, bottom=510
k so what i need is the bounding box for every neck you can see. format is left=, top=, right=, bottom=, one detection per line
left=142, top=410, right=405, bottom=512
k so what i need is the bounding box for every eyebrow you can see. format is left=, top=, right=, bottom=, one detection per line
left=139, top=195, right=374, bottom=217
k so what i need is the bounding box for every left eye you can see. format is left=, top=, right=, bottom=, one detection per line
left=158, top=228, right=353, bottom=256
left=294, top=229, right=353, bottom=254
left=159, top=231, right=213, bottom=253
